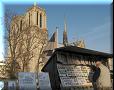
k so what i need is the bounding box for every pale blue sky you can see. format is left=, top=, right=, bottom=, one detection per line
left=0, top=0, right=113, bottom=61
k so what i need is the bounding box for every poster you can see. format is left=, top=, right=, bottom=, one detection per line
left=8, top=81, right=16, bottom=90
left=38, top=72, right=52, bottom=90
left=18, top=72, right=37, bottom=90
left=57, top=64, right=92, bottom=87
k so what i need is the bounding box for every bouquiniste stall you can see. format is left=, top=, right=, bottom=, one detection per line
left=42, top=46, right=113, bottom=90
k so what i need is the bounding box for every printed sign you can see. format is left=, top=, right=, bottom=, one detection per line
left=57, top=64, right=92, bottom=87
left=8, top=81, right=16, bottom=90
left=38, top=72, right=51, bottom=90
left=18, top=72, right=37, bottom=90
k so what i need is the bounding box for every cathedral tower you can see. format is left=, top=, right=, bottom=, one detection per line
left=8, top=3, right=48, bottom=73
left=25, top=3, right=47, bottom=31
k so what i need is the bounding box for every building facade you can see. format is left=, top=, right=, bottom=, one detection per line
left=7, top=4, right=48, bottom=73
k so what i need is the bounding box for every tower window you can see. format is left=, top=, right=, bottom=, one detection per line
left=29, top=13, right=30, bottom=26
left=37, top=12, right=38, bottom=25
left=40, top=14, right=42, bottom=28
left=20, top=20, right=22, bottom=31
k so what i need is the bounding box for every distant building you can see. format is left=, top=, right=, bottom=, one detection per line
left=73, top=40, right=85, bottom=48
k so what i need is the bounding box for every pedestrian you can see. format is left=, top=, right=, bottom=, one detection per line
left=93, top=60, right=112, bottom=90
left=88, top=65, right=98, bottom=90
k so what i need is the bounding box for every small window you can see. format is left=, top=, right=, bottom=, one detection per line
left=29, top=13, right=30, bottom=26
left=40, top=14, right=42, bottom=28
left=37, top=12, right=38, bottom=25
left=20, top=20, right=22, bottom=30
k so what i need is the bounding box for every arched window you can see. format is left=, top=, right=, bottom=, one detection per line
left=37, top=12, right=38, bottom=25
left=29, top=13, right=30, bottom=26
left=20, top=20, right=22, bottom=31
left=40, top=14, right=42, bottom=28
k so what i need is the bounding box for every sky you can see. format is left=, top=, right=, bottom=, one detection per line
left=0, top=0, right=113, bottom=61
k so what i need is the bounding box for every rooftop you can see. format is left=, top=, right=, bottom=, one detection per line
left=55, top=46, right=113, bottom=58
left=42, top=46, right=113, bottom=71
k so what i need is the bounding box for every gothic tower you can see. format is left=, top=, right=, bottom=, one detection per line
left=8, top=3, right=48, bottom=73
left=24, top=3, right=47, bottom=31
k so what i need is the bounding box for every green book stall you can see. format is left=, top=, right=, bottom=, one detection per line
left=42, top=46, right=113, bottom=90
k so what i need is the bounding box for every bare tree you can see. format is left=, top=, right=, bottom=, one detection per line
left=2, top=10, right=48, bottom=79
left=3, top=10, right=23, bottom=78
left=20, top=26, right=48, bottom=72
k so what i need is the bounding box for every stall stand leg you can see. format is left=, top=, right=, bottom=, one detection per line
left=83, top=86, right=88, bottom=90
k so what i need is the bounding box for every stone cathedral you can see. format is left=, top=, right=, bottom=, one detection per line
left=7, top=3, right=86, bottom=75
left=8, top=4, right=48, bottom=73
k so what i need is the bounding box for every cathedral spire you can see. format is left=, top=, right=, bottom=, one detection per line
left=63, top=17, right=68, bottom=47
left=64, top=16, right=67, bottom=32
left=34, top=1, right=37, bottom=6
left=56, top=27, right=58, bottom=48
